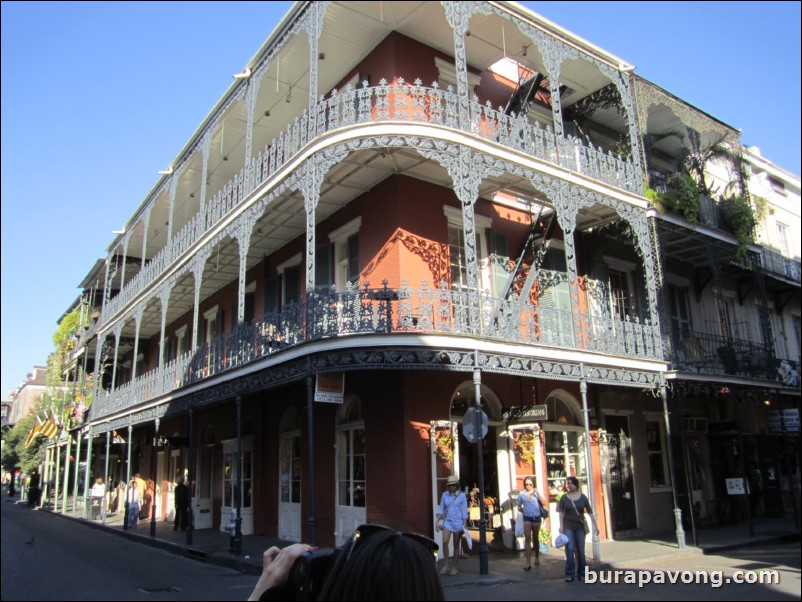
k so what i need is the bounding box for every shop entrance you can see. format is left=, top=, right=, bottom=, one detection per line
left=448, top=382, right=507, bottom=549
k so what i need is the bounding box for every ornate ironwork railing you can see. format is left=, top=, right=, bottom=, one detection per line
left=760, top=247, right=801, bottom=283
left=102, top=79, right=641, bottom=323
left=670, top=328, right=781, bottom=381
left=91, top=281, right=661, bottom=419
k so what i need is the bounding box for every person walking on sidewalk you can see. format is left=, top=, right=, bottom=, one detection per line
left=436, top=475, right=468, bottom=576
left=518, top=476, right=546, bottom=570
left=173, top=476, right=189, bottom=531
left=127, top=477, right=141, bottom=528
left=557, top=476, right=599, bottom=582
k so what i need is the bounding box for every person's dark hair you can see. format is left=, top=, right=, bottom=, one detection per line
left=566, top=476, right=580, bottom=489
left=317, top=528, right=444, bottom=601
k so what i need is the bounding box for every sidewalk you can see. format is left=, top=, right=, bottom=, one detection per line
left=26, top=492, right=802, bottom=588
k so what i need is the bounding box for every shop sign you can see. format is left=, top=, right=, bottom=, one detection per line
left=315, top=373, right=344, bottom=404
left=725, top=478, right=746, bottom=496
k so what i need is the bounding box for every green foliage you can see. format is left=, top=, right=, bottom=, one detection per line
left=1, top=414, right=46, bottom=475
left=647, top=173, right=699, bottom=223
left=718, top=195, right=756, bottom=262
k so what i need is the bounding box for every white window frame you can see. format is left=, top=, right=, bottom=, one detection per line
left=329, top=217, right=362, bottom=292
left=644, top=412, right=671, bottom=493
left=203, top=305, right=219, bottom=345
left=443, top=205, right=492, bottom=293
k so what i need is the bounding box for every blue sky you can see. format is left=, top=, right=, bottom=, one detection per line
left=2, top=1, right=800, bottom=400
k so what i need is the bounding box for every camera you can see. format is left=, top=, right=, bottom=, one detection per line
left=288, top=548, right=337, bottom=601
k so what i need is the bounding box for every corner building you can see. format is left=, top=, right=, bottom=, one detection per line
left=64, top=1, right=800, bottom=548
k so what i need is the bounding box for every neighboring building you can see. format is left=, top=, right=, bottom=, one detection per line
left=7, top=367, right=48, bottom=427
left=54, top=2, right=799, bottom=546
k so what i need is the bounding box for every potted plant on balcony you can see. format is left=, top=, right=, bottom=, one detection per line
left=717, top=194, right=757, bottom=262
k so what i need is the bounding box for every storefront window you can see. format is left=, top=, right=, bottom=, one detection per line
left=646, top=420, right=669, bottom=488
left=545, top=429, right=588, bottom=499
left=338, top=398, right=365, bottom=508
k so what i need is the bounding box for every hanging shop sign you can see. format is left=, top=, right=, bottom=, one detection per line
left=503, top=405, right=548, bottom=423
left=315, top=372, right=345, bottom=404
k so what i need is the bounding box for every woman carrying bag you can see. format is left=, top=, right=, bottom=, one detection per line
left=517, top=476, right=547, bottom=570
left=557, top=476, right=599, bottom=582
left=436, top=475, right=468, bottom=576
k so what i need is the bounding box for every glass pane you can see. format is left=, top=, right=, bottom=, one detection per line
left=353, top=455, right=365, bottom=481
left=353, top=429, right=365, bottom=453
left=224, top=482, right=232, bottom=507
left=338, top=480, right=349, bottom=505
left=280, top=438, right=291, bottom=503
left=353, top=481, right=366, bottom=507
left=291, top=477, right=301, bottom=503
left=243, top=452, right=252, bottom=480
left=243, top=480, right=252, bottom=508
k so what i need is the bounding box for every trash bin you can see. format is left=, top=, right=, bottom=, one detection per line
left=90, top=496, right=103, bottom=520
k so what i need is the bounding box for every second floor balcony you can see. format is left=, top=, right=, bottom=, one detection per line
left=91, top=280, right=661, bottom=420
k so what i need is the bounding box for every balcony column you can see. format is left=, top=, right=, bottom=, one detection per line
left=631, top=210, right=665, bottom=357
left=443, top=2, right=491, bottom=131
left=190, top=252, right=209, bottom=352
left=120, top=235, right=129, bottom=292
left=131, top=307, right=144, bottom=382
left=244, top=76, right=259, bottom=190
left=157, top=286, right=169, bottom=383
left=110, top=323, right=123, bottom=400
left=61, top=432, right=72, bottom=514
left=660, top=379, right=686, bottom=549
left=199, top=133, right=212, bottom=226
left=141, top=205, right=152, bottom=270
left=93, top=335, right=108, bottom=414
left=554, top=193, right=582, bottom=345
left=82, top=428, right=92, bottom=519
left=102, top=430, right=111, bottom=524
left=167, top=175, right=177, bottom=243
left=579, top=369, right=600, bottom=561
left=301, top=165, right=322, bottom=297
left=72, top=430, right=83, bottom=515
left=303, top=1, right=326, bottom=138
left=235, top=212, right=258, bottom=325
left=541, top=52, right=565, bottom=140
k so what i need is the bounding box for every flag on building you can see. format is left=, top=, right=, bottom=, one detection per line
left=39, top=411, right=59, bottom=439
left=24, top=417, right=43, bottom=448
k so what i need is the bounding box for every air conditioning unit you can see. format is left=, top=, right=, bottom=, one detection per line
left=682, top=417, right=708, bottom=434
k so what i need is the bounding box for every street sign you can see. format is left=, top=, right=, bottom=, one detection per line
left=462, top=407, right=488, bottom=443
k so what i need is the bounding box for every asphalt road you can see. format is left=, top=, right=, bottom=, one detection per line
left=1, top=498, right=255, bottom=601
left=3, top=494, right=799, bottom=601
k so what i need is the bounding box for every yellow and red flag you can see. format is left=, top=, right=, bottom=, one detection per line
left=39, top=410, right=59, bottom=439
left=24, top=417, right=43, bottom=448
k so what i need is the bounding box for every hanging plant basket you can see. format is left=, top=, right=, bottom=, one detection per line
left=514, top=431, right=536, bottom=464
left=435, top=429, right=454, bottom=463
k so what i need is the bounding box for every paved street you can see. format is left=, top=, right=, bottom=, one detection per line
left=2, top=486, right=800, bottom=601
left=0, top=499, right=254, bottom=601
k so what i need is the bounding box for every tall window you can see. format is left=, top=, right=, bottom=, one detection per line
left=223, top=446, right=252, bottom=509
left=645, top=419, right=670, bottom=488
left=280, top=409, right=301, bottom=504
left=667, top=284, right=692, bottom=340
left=609, top=268, right=635, bottom=320
left=329, top=217, right=362, bottom=292
left=337, top=398, right=365, bottom=508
